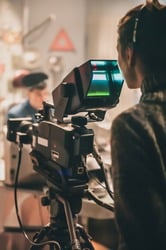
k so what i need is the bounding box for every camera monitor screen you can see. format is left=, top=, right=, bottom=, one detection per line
left=87, top=70, right=110, bottom=97
left=87, top=60, right=123, bottom=98
left=78, top=60, right=124, bottom=109
left=52, top=59, right=124, bottom=121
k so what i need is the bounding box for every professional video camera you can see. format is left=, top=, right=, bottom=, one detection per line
left=7, top=59, right=124, bottom=250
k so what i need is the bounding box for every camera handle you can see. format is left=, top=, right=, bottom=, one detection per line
left=30, top=187, right=94, bottom=250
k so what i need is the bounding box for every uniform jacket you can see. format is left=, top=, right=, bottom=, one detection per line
left=7, top=100, right=37, bottom=121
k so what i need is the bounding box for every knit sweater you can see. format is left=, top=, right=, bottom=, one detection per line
left=111, top=78, right=166, bottom=250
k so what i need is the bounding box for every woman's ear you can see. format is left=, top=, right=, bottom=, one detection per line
left=125, top=46, right=135, bottom=67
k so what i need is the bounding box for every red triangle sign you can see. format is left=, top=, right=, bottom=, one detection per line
left=50, top=29, right=75, bottom=52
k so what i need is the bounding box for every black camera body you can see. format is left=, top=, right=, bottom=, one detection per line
left=33, top=119, right=94, bottom=169
left=30, top=117, right=94, bottom=191
left=7, top=59, right=124, bottom=193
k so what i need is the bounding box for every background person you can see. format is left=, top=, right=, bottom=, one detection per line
left=7, top=72, right=49, bottom=122
left=2, top=72, right=50, bottom=249
left=111, top=1, right=166, bottom=250
left=5, top=72, right=49, bottom=189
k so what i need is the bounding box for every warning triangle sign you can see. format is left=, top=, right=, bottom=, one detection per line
left=50, top=29, right=75, bottom=52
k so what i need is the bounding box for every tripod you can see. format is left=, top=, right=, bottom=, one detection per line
left=30, top=185, right=95, bottom=250
left=27, top=113, right=112, bottom=249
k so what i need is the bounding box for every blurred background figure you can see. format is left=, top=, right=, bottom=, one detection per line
left=5, top=71, right=49, bottom=188
left=1, top=71, right=50, bottom=250
left=7, top=72, right=49, bottom=122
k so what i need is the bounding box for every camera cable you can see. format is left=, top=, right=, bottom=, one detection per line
left=86, top=189, right=114, bottom=212
left=92, top=143, right=114, bottom=200
left=14, top=142, right=61, bottom=249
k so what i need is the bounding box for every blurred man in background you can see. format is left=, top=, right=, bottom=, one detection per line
left=5, top=71, right=49, bottom=188
left=7, top=72, right=49, bottom=121
left=2, top=72, right=50, bottom=249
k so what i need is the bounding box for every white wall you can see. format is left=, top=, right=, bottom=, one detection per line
left=25, top=0, right=87, bottom=89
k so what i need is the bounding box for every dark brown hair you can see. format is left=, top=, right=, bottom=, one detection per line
left=118, top=0, right=166, bottom=75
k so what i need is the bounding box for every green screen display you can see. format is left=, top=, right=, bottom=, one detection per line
left=87, top=70, right=110, bottom=97
left=86, top=60, right=123, bottom=98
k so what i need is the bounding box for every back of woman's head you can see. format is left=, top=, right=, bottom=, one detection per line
left=118, top=0, right=166, bottom=76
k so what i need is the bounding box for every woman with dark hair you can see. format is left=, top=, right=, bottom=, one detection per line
left=111, top=1, right=166, bottom=250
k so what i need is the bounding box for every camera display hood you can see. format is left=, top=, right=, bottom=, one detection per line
left=52, top=59, right=124, bottom=122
